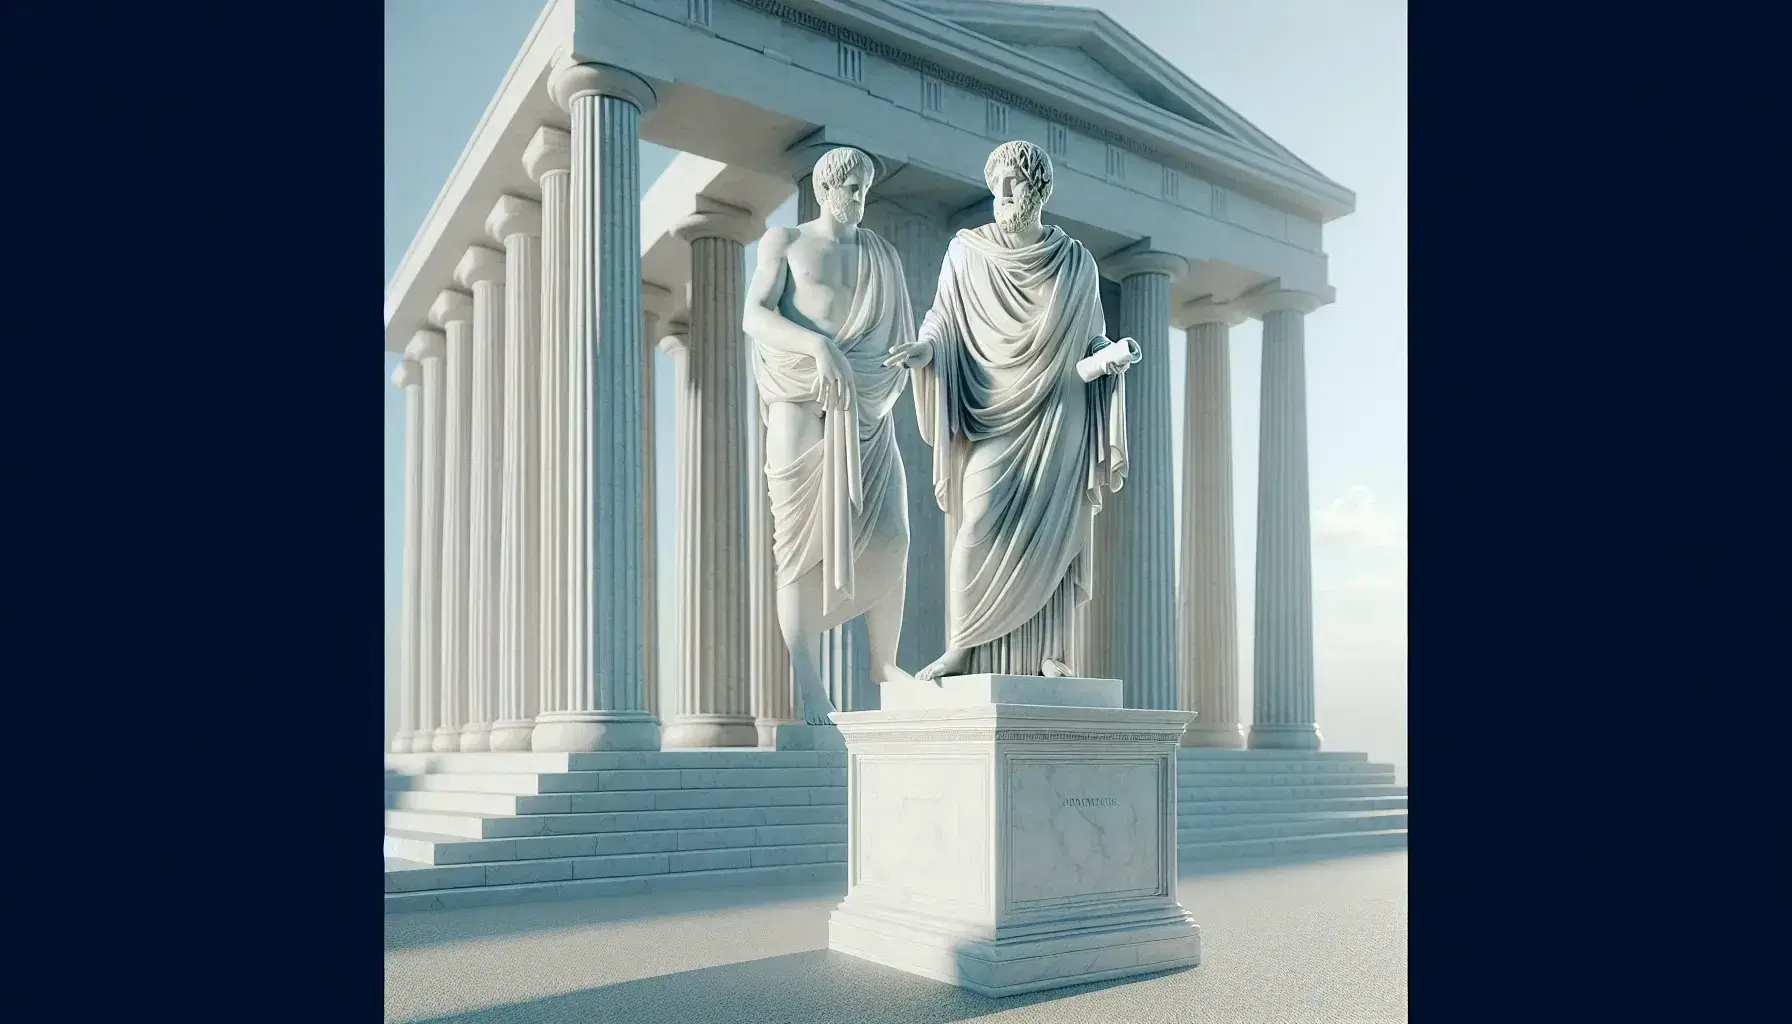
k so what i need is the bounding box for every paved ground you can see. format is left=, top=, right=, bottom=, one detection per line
left=385, top=851, right=1406, bottom=1023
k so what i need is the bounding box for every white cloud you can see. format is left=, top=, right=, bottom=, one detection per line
left=1314, top=484, right=1406, bottom=552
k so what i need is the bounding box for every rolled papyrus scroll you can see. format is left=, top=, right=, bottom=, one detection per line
left=1075, top=336, right=1141, bottom=382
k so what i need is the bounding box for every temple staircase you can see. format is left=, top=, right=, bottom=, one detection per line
left=385, top=748, right=1407, bottom=912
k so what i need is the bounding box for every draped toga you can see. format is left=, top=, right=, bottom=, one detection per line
left=913, top=224, right=1129, bottom=654
left=751, top=227, right=915, bottom=615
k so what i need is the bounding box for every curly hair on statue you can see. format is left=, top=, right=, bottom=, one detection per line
left=983, top=140, right=1054, bottom=196
left=812, top=147, right=875, bottom=193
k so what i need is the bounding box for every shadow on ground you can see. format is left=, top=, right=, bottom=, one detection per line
left=385, top=879, right=849, bottom=951
left=407, top=948, right=1191, bottom=1024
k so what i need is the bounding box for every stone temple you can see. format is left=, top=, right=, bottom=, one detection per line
left=382, top=0, right=1406, bottom=923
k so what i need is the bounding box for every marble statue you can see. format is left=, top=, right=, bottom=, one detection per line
left=885, top=140, right=1137, bottom=681
left=743, top=147, right=916, bottom=725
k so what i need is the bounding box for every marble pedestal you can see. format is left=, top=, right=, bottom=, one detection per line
left=827, top=674, right=1200, bottom=996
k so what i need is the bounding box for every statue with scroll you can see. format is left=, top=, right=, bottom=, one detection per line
left=884, top=141, right=1138, bottom=680
left=743, top=147, right=916, bottom=724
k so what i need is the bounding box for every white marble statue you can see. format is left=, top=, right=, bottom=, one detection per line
left=884, top=140, right=1137, bottom=681
left=743, top=147, right=916, bottom=725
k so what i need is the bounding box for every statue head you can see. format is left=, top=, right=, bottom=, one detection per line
left=983, top=140, right=1053, bottom=234
left=812, top=147, right=875, bottom=227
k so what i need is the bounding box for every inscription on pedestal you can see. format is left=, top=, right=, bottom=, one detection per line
left=1006, top=757, right=1165, bottom=909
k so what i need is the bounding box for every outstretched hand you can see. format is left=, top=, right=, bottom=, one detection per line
left=883, top=339, right=932, bottom=369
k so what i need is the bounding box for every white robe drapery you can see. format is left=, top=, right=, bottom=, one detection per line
left=913, top=224, right=1129, bottom=654
left=752, top=227, right=915, bottom=615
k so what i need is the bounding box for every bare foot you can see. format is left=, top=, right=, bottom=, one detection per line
left=917, top=647, right=971, bottom=681
left=798, top=682, right=837, bottom=725
left=1041, top=658, right=1072, bottom=678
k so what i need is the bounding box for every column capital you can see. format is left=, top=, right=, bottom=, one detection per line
left=1237, top=282, right=1331, bottom=319
left=522, top=125, right=571, bottom=182
left=657, top=316, right=690, bottom=358
left=1176, top=296, right=1246, bottom=330
left=486, top=195, right=542, bottom=243
left=673, top=197, right=763, bottom=246
left=392, top=357, right=422, bottom=389
left=548, top=61, right=657, bottom=115
left=453, top=245, right=506, bottom=289
left=1104, top=246, right=1189, bottom=282
left=405, top=328, right=446, bottom=361
left=428, top=291, right=473, bottom=327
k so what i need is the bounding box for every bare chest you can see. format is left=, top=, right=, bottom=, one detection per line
left=781, top=236, right=861, bottom=333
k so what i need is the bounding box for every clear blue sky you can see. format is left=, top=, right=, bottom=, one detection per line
left=383, top=0, right=1407, bottom=777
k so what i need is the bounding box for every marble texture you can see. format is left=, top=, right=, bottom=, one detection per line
left=877, top=672, right=1122, bottom=710
left=828, top=689, right=1199, bottom=996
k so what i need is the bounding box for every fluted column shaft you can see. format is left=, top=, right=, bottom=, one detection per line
left=533, top=63, right=661, bottom=752
left=392, top=359, right=424, bottom=752
left=1098, top=256, right=1182, bottom=707
left=1251, top=302, right=1321, bottom=749
left=749, top=365, right=795, bottom=743
left=1179, top=315, right=1244, bottom=746
left=490, top=200, right=542, bottom=751
left=664, top=217, right=758, bottom=747
left=433, top=304, right=474, bottom=751
left=527, top=130, right=571, bottom=746
left=639, top=290, right=672, bottom=724
left=460, top=251, right=506, bottom=751
left=407, top=331, right=446, bottom=753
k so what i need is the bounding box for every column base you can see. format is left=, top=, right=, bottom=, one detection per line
left=756, top=718, right=799, bottom=748
left=458, top=722, right=492, bottom=752
left=1247, top=723, right=1322, bottom=750
left=1181, top=723, right=1246, bottom=748
left=532, top=710, right=661, bottom=752
left=662, top=714, right=758, bottom=749
left=429, top=727, right=460, bottom=752
left=487, top=719, right=536, bottom=751
left=389, top=732, right=412, bottom=753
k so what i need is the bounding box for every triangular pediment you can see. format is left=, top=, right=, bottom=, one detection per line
left=908, top=0, right=1327, bottom=182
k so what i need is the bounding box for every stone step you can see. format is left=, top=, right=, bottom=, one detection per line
left=383, top=819, right=849, bottom=865
left=385, top=839, right=848, bottom=894
left=1178, top=810, right=1407, bottom=843
left=385, top=781, right=847, bottom=816
left=1176, top=795, right=1409, bottom=817
left=385, top=750, right=846, bottom=775
left=384, top=860, right=847, bottom=913
left=385, top=765, right=843, bottom=794
left=1178, top=828, right=1408, bottom=863
left=1178, top=783, right=1407, bottom=803
left=385, top=801, right=847, bottom=840
left=1178, top=759, right=1396, bottom=776
left=1174, top=772, right=1398, bottom=788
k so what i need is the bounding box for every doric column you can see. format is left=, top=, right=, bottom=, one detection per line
left=524, top=126, right=570, bottom=750
left=1095, top=250, right=1186, bottom=708
left=1244, top=287, right=1326, bottom=750
left=532, top=61, right=661, bottom=752
left=454, top=245, right=506, bottom=751
left=640, top=281, right=677, bottom=724
left=401, top=330, right=446, bottom=753
left=391, top=356, right=424, bottom=753
left=427, top=290, right=474, bottom=751
left=659, top=317, right=691, bottom=723
left=487, top=197, right=542, bottom=751
left=1177, top=300, right=1245, bottom=747
left=662, top=200, right=762, bottom=748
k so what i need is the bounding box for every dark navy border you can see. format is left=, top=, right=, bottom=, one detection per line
left=8, top=1, right=380, bottom=1018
